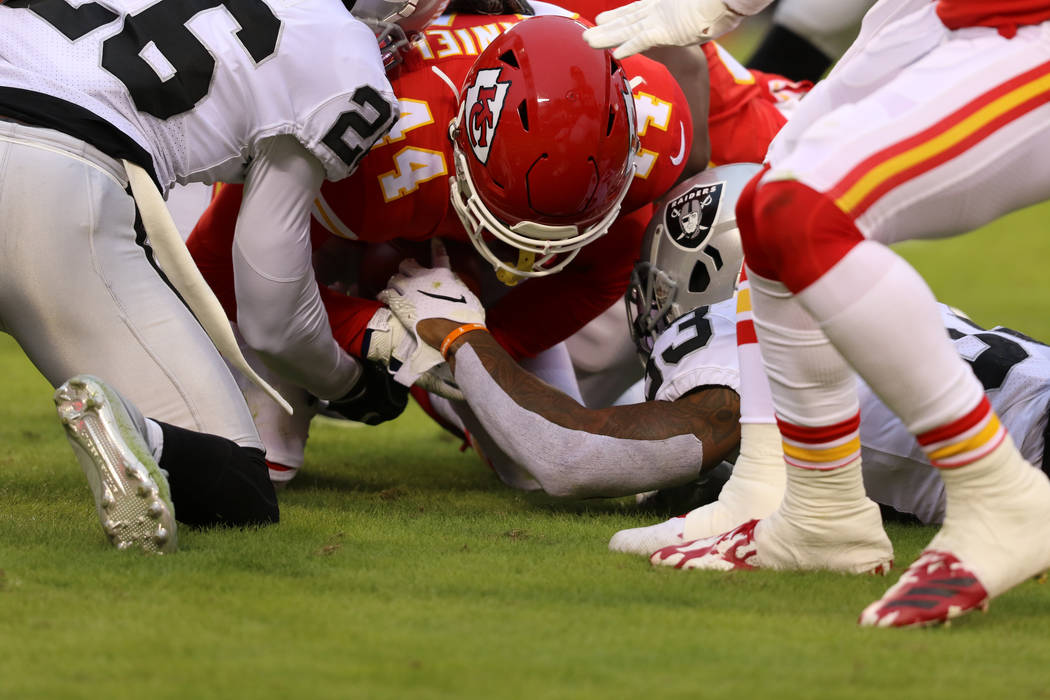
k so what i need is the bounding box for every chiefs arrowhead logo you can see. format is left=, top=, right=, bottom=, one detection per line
left=463, top=68, right=511, bottom=165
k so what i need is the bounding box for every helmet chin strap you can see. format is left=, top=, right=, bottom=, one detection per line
left=495, top=250, right=536, bottom=286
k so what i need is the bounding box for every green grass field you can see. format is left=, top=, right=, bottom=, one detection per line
left=2, top=201, right=1050, bottom=699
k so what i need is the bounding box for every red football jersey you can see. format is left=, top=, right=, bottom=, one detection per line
left=311, top=12, right=690, bottom=243
left=563, top=0, right=806, bottom=165
left=189, top=11, right=693, bottom=360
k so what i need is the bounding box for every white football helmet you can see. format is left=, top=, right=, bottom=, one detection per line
left=627, top=162, right=761, bottom=356
left=352, top=0, right=451, bottom=68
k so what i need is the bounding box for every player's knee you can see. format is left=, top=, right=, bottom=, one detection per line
left=222, top=446, right=280, bottom=526
left=743, top=178, right=864, bottom=292
left=158, top=422, right=279, bottom=528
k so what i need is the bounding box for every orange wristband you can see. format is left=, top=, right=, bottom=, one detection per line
left=440, top=323, right=487, bottom=360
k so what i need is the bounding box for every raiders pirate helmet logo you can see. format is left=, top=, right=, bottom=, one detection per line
left=463, top=67, right=511, bottom=165
left=665, top=181, right=725, bottom=249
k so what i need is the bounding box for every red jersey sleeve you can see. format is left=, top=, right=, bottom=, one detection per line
left=702, top=41, right=815, bottom=164
left=185, top=183, right=245, bottom=321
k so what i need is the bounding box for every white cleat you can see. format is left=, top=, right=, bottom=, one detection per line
left=679, top=469, right=784, bottom=542
left=55, top=375, right=177, bottom=554
left=609, top=515, right=685, bottom=556
left=681, top=422, right=786, bottom=540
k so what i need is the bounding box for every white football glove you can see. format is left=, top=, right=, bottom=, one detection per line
left=365, top=309, right=464, bottom=399
left=583, top=0, right=765, bottom=59
left=364, top=306, right=408, bottom=366
left=377, top=240, right=485, bottom=399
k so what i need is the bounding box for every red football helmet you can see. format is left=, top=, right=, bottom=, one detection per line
left=449, top=15, right=639, bottom=284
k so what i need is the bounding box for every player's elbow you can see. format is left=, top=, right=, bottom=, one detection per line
left=237, top=314, right=294, bottom=359
left=538, top=476, right=593, bottom=500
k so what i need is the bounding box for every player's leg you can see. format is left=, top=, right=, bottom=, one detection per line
left=652, top=261, right=893, bottom=573
left=740, top=17, right=1050, bottom=622
left=565, top=302, right=644, bottom=408
left=3, top=133, right=261, bottom=445
left=232, top=336, right=320, bottom=486
left=679, top=268, right=789, bottom=539
left=0, top=123, right=278, bottom=542
left=612, top=267, right=789, bottom=557
left=517, top=342, right=586, bottom=403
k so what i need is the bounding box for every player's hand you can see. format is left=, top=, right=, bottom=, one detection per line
left=583, top=0, right=745, bottom=59
left=378, top=239, right=486, bottom=396
left=326, top=359, right=409, bottom=425
left=364, top=306, right=408, bottom=366
left=363, top=311, right=464, bottom=400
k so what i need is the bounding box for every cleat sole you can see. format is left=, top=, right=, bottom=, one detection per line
left=55, top=376, right=177, bottom=554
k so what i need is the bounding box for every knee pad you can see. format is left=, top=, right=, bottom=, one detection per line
left=740, top=179, right=864, bottom=293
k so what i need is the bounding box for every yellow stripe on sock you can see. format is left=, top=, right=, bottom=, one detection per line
left=926, top=414, right=1002, bottom=462
left=782, top=436, right=861, bottom=464
left=736, top=286, right=751, bottom=314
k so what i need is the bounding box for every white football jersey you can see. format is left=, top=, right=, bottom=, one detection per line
left=646, top=299, right=1050, bottom=524
left=0, top=0, right=396, bottom=191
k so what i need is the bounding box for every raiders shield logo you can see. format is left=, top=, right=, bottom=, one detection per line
left=665, top=181, right=725, bottom=250
left=463, top=68, right=511, bottom=165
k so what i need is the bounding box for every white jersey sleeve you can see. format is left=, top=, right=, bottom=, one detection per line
left=0, top=0, right=396, bottom=191
left=645, top=298, right=740, bottom=402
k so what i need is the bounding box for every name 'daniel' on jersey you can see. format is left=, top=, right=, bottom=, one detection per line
left=665, top=181, right=724, bottom=249
left=464, top=68, right=510, bottom=165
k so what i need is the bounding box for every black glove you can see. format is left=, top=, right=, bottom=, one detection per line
left=326, top=360, right=408, bottom=426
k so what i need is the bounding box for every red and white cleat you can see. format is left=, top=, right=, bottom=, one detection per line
left=650, top=520, right=762, bottom=571
left=649, top=496, right=893, bottom=574
left=862, top=439, right=1050, bottom=626
left=859, top=551, right=989, bottom=627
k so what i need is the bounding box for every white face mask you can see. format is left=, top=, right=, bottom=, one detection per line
left=449, top=134, right=636, bottom=285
